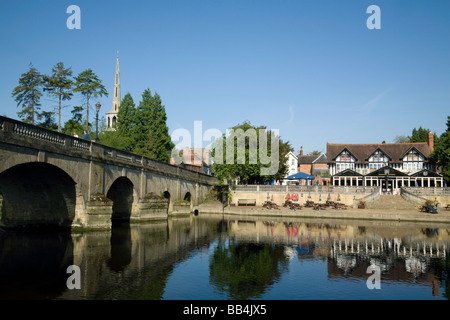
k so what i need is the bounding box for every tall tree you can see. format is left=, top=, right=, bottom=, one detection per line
left=409, top=126, right=437, bottom=143
left=99, top=93, right=136, bottom=150
left=211, top=121, right=293, bottom=184
left=37, top=111, right=58, bottom=130
left=149, top=92, right=174, bottom=163
left=116, top=93, right=136, bottom=151
left=62, top=105, right=85, bottom=137
left=73, top=69, right=108, bottom=131
left=11, top=63, right=44, bottom=125
left=43, top=62, right=73, bottom=132
left=132, top=89, right=174, bottom=162
left=430, top=116, right=450, bottom=183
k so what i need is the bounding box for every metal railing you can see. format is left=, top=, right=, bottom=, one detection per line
left=231, top=184, right=377, bottom=194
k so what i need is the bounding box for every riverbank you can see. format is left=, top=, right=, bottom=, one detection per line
left=195, top=202, right=450, bottom=224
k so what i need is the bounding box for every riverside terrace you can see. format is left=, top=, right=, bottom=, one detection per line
left=211, top=184, right=450, bottom=224
left=0, top=116, right=217, bottom=229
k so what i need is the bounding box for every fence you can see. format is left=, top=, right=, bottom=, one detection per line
left=403, top=187, right=450, bottom=196
left=401, top=187, right=429, bottom=205
left=231, top=185, right=377, bottom=194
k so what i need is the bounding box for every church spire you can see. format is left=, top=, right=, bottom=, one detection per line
left=106, top=52, right=120, bottom=130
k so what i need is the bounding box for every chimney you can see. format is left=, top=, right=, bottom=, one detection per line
left=428, top=132, right=434, bottom=152
left=300, top=146, right=303, bottom=156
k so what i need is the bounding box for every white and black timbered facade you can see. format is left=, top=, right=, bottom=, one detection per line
left=327, top=133, right=443, bottom=191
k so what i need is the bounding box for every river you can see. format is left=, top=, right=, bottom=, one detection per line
left=0, top=213, right=449, bottom=300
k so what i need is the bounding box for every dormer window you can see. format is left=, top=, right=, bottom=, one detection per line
left=403, top=149, right=424, bottom=172
left=368, top=149, right=388, bottom=170
left=336, top=150, right=355, bottom=172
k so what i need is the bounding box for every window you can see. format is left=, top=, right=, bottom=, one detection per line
left=403, top=149, right=423, bottom=172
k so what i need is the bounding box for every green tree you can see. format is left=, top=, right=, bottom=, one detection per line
left=209, top=240, right=289, bottom=299
left=62, top=105, right=85, bottom=137
left=73, top=69, right=108, bottom=131
left=116, top=93, right=137, bottom=151
left=37, top=111, right=58, bottom=130
left=393, top=135, right=410, bottom=143
left=43, top=62, right=73, bottom=132
left=409, top=126, right=437, bottom=143
left=430, top=116, right=450, bottom=183
left=11, top=63, right=44, bottom=125
left=132, top=89, right=174, bottom=162
left=211, top=121, right=293, bottom=184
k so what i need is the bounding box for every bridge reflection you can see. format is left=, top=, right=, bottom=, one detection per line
left=0, top=215, right=448, bottom=299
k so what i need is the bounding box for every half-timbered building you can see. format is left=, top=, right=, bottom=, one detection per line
left=327, top=132, right=444, bottom=192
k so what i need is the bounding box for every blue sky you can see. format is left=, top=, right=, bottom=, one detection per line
left=0, top=0, right=449, bottom=155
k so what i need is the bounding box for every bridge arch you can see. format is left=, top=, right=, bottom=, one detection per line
left=0, top=162, right=76, bottom=228
left=184, top=191, right=193, bottom=210
left=107, top=177, right=136, bottom=223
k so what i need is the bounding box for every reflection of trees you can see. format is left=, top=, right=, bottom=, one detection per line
left=209, top=240, right=289, bottom=299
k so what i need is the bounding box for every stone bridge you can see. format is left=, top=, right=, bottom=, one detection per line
left=0, top=116, right=217, bottom=229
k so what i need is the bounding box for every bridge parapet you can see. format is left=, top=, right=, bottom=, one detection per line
left=0, top=116, right=91, bottom=153
left=0, top=116, right=216, bottom=186
left=0, top=116, right=217, bottom=229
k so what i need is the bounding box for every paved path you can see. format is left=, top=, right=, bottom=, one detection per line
left=196, top=203, right=450, bottom=224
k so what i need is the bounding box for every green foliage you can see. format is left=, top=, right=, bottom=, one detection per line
left=116, top=93, right=136, bottom=151
left=43, top=62, right=73, bottom=132
left=98, top=129, right=129, bottom=150
left=409, top=126, right=437, bottom=143
left=209, top=241, right=289, bottom=299
left=130, top=89, right=174, bottom=162
left=430, top=116, right=450, bottom=183
left=73, top=69, right=108, bottom=131
left=12, top=63, right=44, bottom=125
left=62, top=105, right=87, bottom=137
left=211, top=121, right=293, bottom=184
left=37, top=111, right=58, bottom=130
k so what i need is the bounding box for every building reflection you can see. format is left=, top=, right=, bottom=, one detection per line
left=0, top=215, right=448, bottom=299
left=226, top=217, right=450, bottom=298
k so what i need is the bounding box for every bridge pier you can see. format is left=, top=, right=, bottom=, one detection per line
left=0, top=116, right=217, bottom=230
left=130, top=193, right=169, bottom=222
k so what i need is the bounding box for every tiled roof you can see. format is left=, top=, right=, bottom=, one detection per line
left=326, top=142, right=432, bottom=164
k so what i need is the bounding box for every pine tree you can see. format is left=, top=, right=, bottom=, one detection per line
left=62, top=105, right=84, bottom=137
left=73, top=69, right=108, bottom=131
left=430, top=116, right=450, bottom=183
left=132, top=89, right=154, bottom=157
left=132, top=89, right=174, bottom=162
left=12, top=63, right=44, bottom=125
left=43, top=62, right=73, bottom=132
left=101, top=92, right=137, bottom=151
left=150, top=92, right=174, bottom=163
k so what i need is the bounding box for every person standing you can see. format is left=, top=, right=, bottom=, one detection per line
left=82, top=130, right=90, bottom=141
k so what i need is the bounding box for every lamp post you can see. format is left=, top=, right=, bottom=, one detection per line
left=95, top=101, right=101, bottom=142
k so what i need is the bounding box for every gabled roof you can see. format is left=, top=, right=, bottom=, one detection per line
left=327, top=142, right=432, bottom=164
left=365, top=166, right=408, bottom=177
left=400, top=146, right=428, bottom=160
left=409, top=169, right=443, bottom=178
left=286, top=151, right=298, bottom=160
left=330, top=147, right=358, bottom=161
left=312, top=154, right=327, bottom=164
left=333, top=169, right=363, bottom=177
left=366, top=147, right=392, bottom=161
left=298, top=153, right=327, bottom=164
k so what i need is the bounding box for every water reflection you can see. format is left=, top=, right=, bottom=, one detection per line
left=209, top=241, right=289, bottom=299
left=0, top=215, right=448, bottom=299
left=0, top=229, right=73, bottom=299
